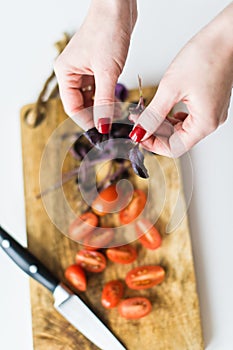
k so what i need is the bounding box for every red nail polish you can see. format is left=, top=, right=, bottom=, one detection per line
left=98, top=118, right=111, bottom=134
left=129, top=124, right=146, bottom=143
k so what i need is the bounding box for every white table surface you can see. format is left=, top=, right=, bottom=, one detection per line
left=1, top=1, right=233, bottom=349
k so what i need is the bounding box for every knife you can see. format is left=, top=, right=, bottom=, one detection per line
left=0, top=226, right=126, bottom=350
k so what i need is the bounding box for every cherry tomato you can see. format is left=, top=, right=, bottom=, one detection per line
left=101, top=280, right=124, bottom=309
left=75, top=250, right=106, bottom=273
left=68, top=212, right=98, bottom=241
left=106, top=245, right=137, bottom=264
left=135, top=218, right=162, bottom=250
left=83, top=227, right=114, bottom=250
left=92, top=184, right=122, bottom=216
left=126, top=265, right=165, bottom=290
left=64, top=264, right=86, bottom=291
left=119, top=189, right=147, bottom=224
left=118, top=297, right=152, bottom=320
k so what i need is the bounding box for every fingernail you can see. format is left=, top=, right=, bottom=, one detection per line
left=98, top=117, right=111, bottom=134
left=129, top=124, right=146, bottom=143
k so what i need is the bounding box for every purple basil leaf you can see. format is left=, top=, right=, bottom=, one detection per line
left=115, top=83, right=128, bottom=102
left=78, top=158, right=96, bottom=192
left=128, top=144, right=149, bottom=179
left=72, top=137, right=93, bottom=160
left=110, top=121, right=133, bottom=139
left=84, top=127, right=103, bottom=149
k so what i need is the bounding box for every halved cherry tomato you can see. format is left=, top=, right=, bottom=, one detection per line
left=64, top=264, right=86, bottom=291
left=118, top=297, right=152, bottom=320
left=83, top=227, right=114, bottom=250
left=68, top=212, right=98, bottom=241
left=75, top=250, right=106, bottom=273
left=119, top=189, right=147, bottom=224
left=106, top=245, right=137, bottom=264
left=101, top=280, right=124, bottom=309
left=135, top=218, right=162, bottom=250
left=126, top=265, right=165, bottom=290
left=92, top=184, right=122, bottom=216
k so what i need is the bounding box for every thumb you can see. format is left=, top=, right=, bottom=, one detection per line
left=94, top=72, right=118, bottom=134
left=129, top=82, right=178, bottom=143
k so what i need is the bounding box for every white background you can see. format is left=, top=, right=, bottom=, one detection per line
left=0, top=0, right=233, bottom=349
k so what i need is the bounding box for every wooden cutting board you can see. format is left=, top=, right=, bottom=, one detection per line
left=20, top=87, right=204, bottom=350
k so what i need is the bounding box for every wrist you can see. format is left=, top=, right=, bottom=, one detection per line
left=209, top=3, right=233, bottom=58
left=90, top=0, right=137, bottom=30
left=194, top=2, right=233, bottom=83
left=220, top=5, right=233, bottom=58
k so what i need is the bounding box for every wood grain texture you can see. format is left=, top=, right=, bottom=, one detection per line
left=20, top=87, right=204, bottom=350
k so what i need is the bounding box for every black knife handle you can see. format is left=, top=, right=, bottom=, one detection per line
left=0, top=226, right=59, bottom=293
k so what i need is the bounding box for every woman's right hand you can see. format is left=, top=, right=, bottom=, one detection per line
left=129, top=3, right=233, bottom=157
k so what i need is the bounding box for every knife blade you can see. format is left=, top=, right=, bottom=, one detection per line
left=0, top=226, right=126, bottom=350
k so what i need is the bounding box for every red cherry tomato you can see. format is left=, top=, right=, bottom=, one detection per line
left=101, top=280, right=124, bottom=309
left=106, top=245, right=137, bottom=264
left=118, top=297, right=152, bottom=320
left=135, top=218, right=162, bottom=250
left=83, top=227, right=114, bottom=250
left=119, top=189, right=147, bottom=224
left=64, top=264, right=86, bottom=291
left=92, top=184, right=122, bottom=216
left=68, top=212, right=98, bottom=241
left=126, top=265, right=165, bottom=290
left=75, top=250, right=106, bottom=273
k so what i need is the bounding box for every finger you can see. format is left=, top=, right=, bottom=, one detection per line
left=166, top=112, right=188, bottom=125
left=172, top=112, right=189, bottom=121
left=168, top=113, right=213, bottom=157
left=58, top=74, right=84, bottom=115
left=128, top=112, right=139, bottom=124
left=94, top=72, right=118, bottom=134
left=72, top=76, right=95, bottom=131
left=54, top=57, right=84, bottom=116
left=142, top=113, right=212, bottom=158
left=57, top=73, right=95, bottom=131
left=141, top=134, right=173, bottom=157
left=155, top=119, right=174, bottom=138
left=128, top=109, right=185, bottom=126
left=132, top=118, right=175, bottom=157
left=129, top=82, right=179, bottom=143
left=81, top=75, right=95, bottom=109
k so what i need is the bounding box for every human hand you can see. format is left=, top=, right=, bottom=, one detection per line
left=129, top=3, right=233, bottom=157
left=54, top=0, right=137, bottom=133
